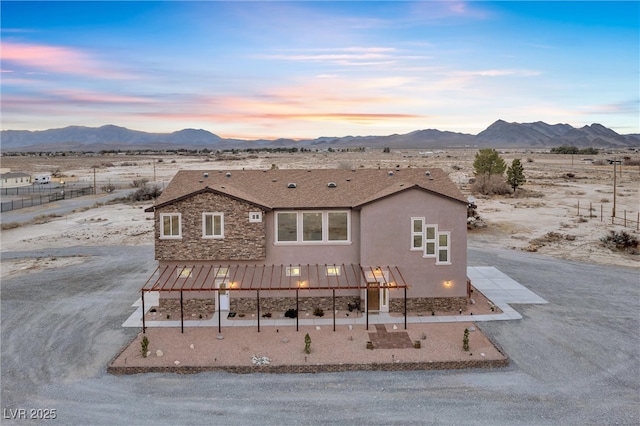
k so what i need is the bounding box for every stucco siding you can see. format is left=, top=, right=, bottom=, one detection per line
left=359, top=188, right=467, bottom=299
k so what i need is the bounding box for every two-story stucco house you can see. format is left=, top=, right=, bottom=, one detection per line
left=143, top=168, right=469, bottom=320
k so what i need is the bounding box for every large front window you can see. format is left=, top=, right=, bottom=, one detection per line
left=276, top=211, right=350, bottom=244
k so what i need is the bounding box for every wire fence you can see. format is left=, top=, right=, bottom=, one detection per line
left=1, top=186, right=93, bottom=213
left=576, top=200, right=639, bottom=231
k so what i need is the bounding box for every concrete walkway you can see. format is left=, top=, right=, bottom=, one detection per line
left=122, top=266, right=548, bottom=329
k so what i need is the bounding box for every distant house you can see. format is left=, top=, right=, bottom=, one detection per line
left=142, top=168, right=469, bottom=321
left=0, top=170, right=32, bottom=189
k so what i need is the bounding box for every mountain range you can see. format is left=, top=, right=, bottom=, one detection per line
left=1, top=120, right=638, bottom=152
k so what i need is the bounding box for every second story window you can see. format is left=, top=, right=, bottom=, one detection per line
left=203, top=212, right=224, bottom=239
left=276, top=211, right=350, bottom=244
left=160, top=213, right=182, bottom=239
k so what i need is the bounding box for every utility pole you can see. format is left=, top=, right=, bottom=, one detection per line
left=93, top=166, right=97, bottom=195
left=153, top=159, right=156, bottom=182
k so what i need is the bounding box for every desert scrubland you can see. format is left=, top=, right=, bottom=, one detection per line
left=2, top=148, right=638, bottom=275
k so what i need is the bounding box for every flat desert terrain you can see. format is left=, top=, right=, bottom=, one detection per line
left=2, top=148, right=638, bottom=275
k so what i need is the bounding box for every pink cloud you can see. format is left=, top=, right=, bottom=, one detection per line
left=1, top=41, right=132, bottom=79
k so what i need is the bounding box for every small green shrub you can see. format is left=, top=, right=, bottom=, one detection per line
left=313, top=307, right=324, bottom=317
left=141, top=335, right=149, bottom=357
left=463, top=328, right=470, bottom=351
left=304, top=333, right=311, bottom=354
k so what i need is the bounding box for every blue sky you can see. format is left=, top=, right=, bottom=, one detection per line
left=2, top=1, right=638, bottom=139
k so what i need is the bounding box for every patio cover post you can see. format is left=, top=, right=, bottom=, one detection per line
left=404, top=287, right=407, bottom=330
left=296, top=289, right=299, bottom=332
left=257, top=290, right=260, bottom=333
left=141, top=290, right=146, bottom=334
left=180, top=290, right=184, bottom=334
left=365, top=284, right=369, bottom=331
left=332, top=289, right=336, bottom=332
left=218, top=289, right=222, bottom=334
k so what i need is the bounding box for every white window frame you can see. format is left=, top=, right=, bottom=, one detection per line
left=160, top=213, right=182, bottom=239
left=424, top=224, right=437, bottom=258
left=411, top=217, right=424, bottom=250
left=275, top=211, right=351, bottom=244
left=285, top=266, right=301, bottom=277
left=249, top=211, right=262, bottom=223
left=202, top=212, right=224, bottom=239
left=436, top=231, right=451, bottom=264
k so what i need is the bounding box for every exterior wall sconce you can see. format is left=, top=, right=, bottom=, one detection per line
left=443, top=280, right=453, bottom=288
left=297, top=280, right=307, bottom=288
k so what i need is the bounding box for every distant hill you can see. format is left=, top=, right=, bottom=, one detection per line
left=1, top=120, right=638, bottom=152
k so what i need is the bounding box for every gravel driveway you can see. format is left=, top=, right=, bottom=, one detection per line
left=1, top=245, right=638, bottom=425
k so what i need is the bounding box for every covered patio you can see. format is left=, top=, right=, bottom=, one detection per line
left=140, top=264, right=410, bottom=333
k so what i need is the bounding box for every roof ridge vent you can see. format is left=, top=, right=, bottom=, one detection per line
left=287, top=182, right=297, bottom=188
left=327, top=182, right=337, bottom=188
left=388, top=171, right=394, bottom=176
left=203, top=172, right=209, bottom=178
left=225, top=172, right=231, bottom=177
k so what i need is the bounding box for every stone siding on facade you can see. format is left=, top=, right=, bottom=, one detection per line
left=155, top=192, right=266, bottom=261
left=389, top=297, right=467, bottom=313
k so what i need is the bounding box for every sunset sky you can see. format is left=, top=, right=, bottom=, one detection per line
left=2, top=1, right=638, bottom=139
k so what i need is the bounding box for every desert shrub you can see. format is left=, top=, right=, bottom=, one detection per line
left=472, top=175, right=511, bottom=195
left=592, top=159, right=606, bottom=166
left=101, top=183, right=116, bottom=193
left=262, top=312, right=272, bottom=318
left=462, top=328, right=470, bottom=351
left=304, top=333, right=311, bottom=354
left=141, top=335, right=149, bottom=357
left=284, top=308, right=297, bottom=318
left=131, top=178, right=149, bottom=188
left=451, top=164, right=462, bottom=171
left=601, top=198, right=610, bottom=203
left=129, top=185, right=162, bottom=201
left=313, top=307, right=324, bottom=317
left=624, top=158, right=640, bottom=166
left=1, top=222, right=21, bottom=230
left=600, top=231, right=638, bottom=252
left=526, top=158, right=534, bottom=163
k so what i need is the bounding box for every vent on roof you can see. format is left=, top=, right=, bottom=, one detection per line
left=203, top=172, right=209, bottom=178
left=225, top=172, right=231, bottom=177
left=388, top=171, right=394, bottom=176
left=327, top=182, right=337, bottom=188
left=287, top=183, right=297, bottom=188
left=425, top=171, right=431, bottom=176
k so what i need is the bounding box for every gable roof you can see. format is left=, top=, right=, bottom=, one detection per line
left=146, top=168, right=467, bottom=211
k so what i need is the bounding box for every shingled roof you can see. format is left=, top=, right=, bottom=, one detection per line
left=146, top=168, right=467, bottom=211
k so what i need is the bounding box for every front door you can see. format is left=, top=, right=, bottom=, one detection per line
left=367, top=284, right=380, bottom=311
left=366, top=270, right=390, bottom=313
left=216, top=280, right=230, bottom=311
